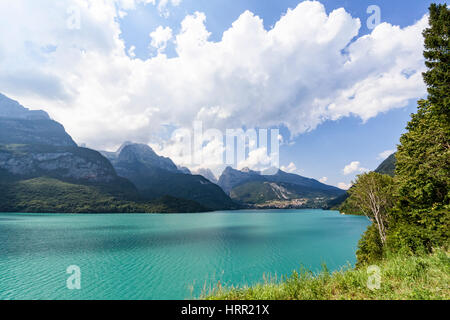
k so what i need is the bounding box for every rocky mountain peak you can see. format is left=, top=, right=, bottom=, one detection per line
left=241, top=167, right=261, bottom=175
left=0, top=93, right=50, bottom=120
left=193, top=168, right=218, bottom=184
left=116, top=143, right=178, bottom=172
left=0, top=92, right=76, bottom=147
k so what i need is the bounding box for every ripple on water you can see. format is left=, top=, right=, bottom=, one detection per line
left=0, top=210, right=370, bottom=300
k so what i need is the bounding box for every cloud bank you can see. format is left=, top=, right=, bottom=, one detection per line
left=0, top=0, right=428, bottom=154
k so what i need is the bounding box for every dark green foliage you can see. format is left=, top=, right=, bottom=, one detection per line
left=337, top=191, right=362, bottom=215
left=356, top=224, right=384, bottom=267
left=387, top=206, right=450, bottom=254
left=0, top=177, right=208, bottom=213
left=324, top=192, right=349, bottom=210
left=422, top=4, right=449, bottom=116
left=387, top=221, right=436, bottom=255
left=396, top=100, right=449, bottom=211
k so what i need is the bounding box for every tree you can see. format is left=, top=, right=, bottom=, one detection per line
left=422, top=4, right=449, bottom=117
left=391, top=4, right=449, bottom=252
left=395, top=3, right=449, bottom=214
left=347, top=172, right=395, bottom=245
left=356, top=224, right=383, bottom=266
left=396, top=99, right=449, bottom=211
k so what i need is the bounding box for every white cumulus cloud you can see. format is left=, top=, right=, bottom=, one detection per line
left=281, top=162, right=297, bottom=173
left=237, top=147, right=276, bottom=172
left=0, top=0, right=428, bottom=153
left=343, top=161, right=369, bottom=175
left=150, top=26, right=173, bottom=52
left=338, top=182, right=352, bottom=190
left=319, top=177, right=328, bottom=183
left=158, top=0, right=182, bottom=17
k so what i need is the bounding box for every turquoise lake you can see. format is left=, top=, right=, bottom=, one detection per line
left=0, top=209, right=370, bottom=300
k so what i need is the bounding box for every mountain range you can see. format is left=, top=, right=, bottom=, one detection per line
left=0, top=94, right=215, bottom=212
left=102, top=143, right=238, bottom=210
left=217, top=167, right=346, bottom=208
left=0, top=93, right=76, bottom=147
left=0, top=92, right=350, bottom=213
left=192, top=168, right=218, bottom=184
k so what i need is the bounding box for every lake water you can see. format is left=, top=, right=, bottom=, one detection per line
left=0, top=209, right=370, bottom=300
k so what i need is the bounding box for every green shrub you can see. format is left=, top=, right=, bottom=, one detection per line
left=356, top=224, right=384, bottom=267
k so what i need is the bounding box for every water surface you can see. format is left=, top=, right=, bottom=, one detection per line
left=0, top=209, right=370, bottom=300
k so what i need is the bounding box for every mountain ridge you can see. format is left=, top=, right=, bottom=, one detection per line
left=218, top=166, right=345, bottom=208
left=108, top=143, right=239, bottom=211
left=0, top=93, right=76, bottom=147
left=193, top=168, right=218, bottom=184
left=375, top=153, right=396, bottom=176
left=0, top=93, right=208, bottom=213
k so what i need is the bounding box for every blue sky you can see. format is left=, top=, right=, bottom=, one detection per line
left=0, top=0, right=444, bottom=188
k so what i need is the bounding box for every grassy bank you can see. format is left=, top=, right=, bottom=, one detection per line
left=205, top=249, right=449, bottom=300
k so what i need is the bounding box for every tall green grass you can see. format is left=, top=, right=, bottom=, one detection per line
left=205, top=249, right=449, bottom=300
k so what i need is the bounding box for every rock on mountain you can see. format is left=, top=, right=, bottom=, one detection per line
left=177, top=166, right=192, bottom=175
left=193, top=168, right=218, bottom=184
left=267, top=169, right=343, bottom=193
left=0, top=93, right=209, bottom=213
left=102, top=143, right=179, bottom=173
left=0, top=144, right=121, bottom=183
left=218, top=166, right=266, bottom=194
left=0, top=93, right=49, bottom=120
left=218, top=167, right=346, bottom=208
left=107, top=143, right=239, bottom=211
left=0, top=93, right=76, bottom=147
left=0, top=93, right=121, bottom=184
